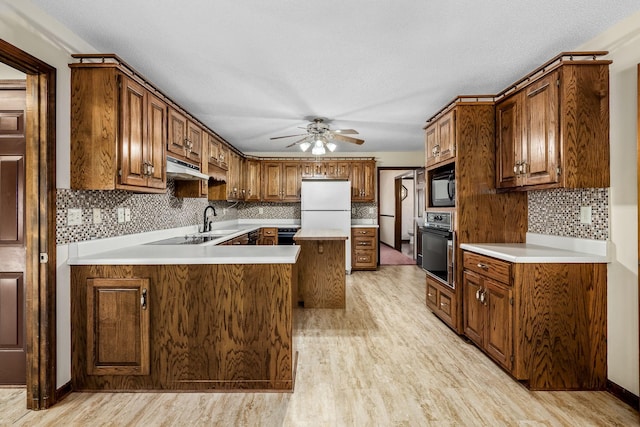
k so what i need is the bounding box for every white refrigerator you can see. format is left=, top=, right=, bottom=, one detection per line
left=301, top=179, right=352, bottom=273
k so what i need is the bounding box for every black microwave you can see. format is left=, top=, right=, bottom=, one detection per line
left=431, top=169, right=455, bottom=207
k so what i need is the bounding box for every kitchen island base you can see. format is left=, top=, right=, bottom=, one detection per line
left=71, top=263, right=297, bottom=391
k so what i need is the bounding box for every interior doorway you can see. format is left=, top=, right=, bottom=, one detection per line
left=0, top=40, right=57, bottom=410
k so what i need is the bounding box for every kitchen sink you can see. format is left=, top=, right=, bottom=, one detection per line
left=146, top=235, right=218, bottom=245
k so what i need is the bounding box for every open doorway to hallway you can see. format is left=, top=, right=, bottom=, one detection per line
left=377, top=167, right=418, bottom=266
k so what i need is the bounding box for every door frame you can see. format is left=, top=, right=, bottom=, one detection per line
left=0, top=40, right=57, bottom=410
left=376, top=167, right=419, bottom=252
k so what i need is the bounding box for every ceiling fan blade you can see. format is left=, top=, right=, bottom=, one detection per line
left=333, top=134, right=364, bottom=145
left=333, top=129, right=359, bottom=135
left=270, top=133, right=307, bottom=140
left=285, top=137, right=309, bottom=148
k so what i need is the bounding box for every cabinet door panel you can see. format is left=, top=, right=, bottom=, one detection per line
left=146, top=93, right=167, bottom=189
left=167, top=108, right=187, bottom=158
left=425, top=125, right=437, bottom=167
left=496, top=94, right=521, bottom=188
left=119, top=77, right=147, bottom=187
left=484, top=279, right=512, bottom=370
left=463, top=271, right=484, bottom=347
left=186, top=121, right=203, bottom=164
left=437, top=110, right=455, bottom=160
left=87, top=278, right=149, bottom=375
left=523, top=72, right=559, bottom=186
left=282, top=163, right=301, bottom=201
left=262, top=162, right=282, bottom=200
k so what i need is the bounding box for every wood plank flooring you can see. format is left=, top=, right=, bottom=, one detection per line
left=1, top=265, right=638, bottom=426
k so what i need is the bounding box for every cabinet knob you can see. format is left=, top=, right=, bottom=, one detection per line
left=477, top=263, right=488, bottom=270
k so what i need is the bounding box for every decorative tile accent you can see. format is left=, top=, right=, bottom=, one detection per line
left=528, top=188, right=609, bottom=240
left=57, top=179, right=379, bottom=244
left=56, top=179, right=236, bottom=244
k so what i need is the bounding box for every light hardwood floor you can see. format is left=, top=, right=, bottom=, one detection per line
left=1, top=266, right=638, bottom=426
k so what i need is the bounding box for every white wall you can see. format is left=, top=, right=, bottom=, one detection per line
left=579, top=11, right=640, bottom=395
left=0, top=0, right=98, bottom=388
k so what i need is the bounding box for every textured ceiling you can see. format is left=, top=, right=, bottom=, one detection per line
left=30, top=1, right=640, bottom=154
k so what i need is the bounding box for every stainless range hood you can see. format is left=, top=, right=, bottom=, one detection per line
left=166, top=156, right=208, bottom=181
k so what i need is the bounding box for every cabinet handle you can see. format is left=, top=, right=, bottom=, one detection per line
left=513, top=163, right=518, bottom=174
left=475, top=289, right=481, bottom=300
left=520, top=162, right=527, bottom=174
left=428, top=292, right=433, bottom=297
left=480, top=289, right=486, bottom=305
left=476, top=263, right=488, bottom=270
left=440, top=301, right=448, bottom=307
left=141, top=288, right=147, bottom=310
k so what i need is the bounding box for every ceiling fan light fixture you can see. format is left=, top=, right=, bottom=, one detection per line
left=326, top=141, right=337, bottom=152
left=312, top=144, right=326, bottom=155
left=299, top=141, right=311, bottom=152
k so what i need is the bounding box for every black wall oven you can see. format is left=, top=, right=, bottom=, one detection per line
left=421, top=212, right=455, bottom=289
left=277, top=227, right=298, bottom=245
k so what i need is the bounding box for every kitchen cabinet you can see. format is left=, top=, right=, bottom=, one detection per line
left=425, top=109, right=455, bottom=167
left=262, top=161, right=301, bottom=202
left=301, top=161, right=350, bottom=179
left=244, top=158, right=261, bottom=201
left=222, top=233, right=249, bottom=245
left=495, top=56, right=610, bottom=190
left=461, top=250, right=607, bottom=390
left=351, top=227, right=378, bottom=270
left=350, top=160, right=375, bottom=201
left=226, top=151, right=244, bottom=200
left=70, top=68, right=167, bottom=193
left=259, top=227, right=278, bottom=245
left=422, top=98, right=527, bottom=334
left=425, top=276, right=456, bottom=330
left=207, top=132, right=229, bottom=171
left=462, top=254, right=512, bottom=371
left=86, top=277, right=149, bottom=376
left=167, top=107, right=203, bottom=165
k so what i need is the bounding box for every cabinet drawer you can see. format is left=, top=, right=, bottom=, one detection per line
left=352, top=228, right=376, bottom=237
left=438, top=292, right=452, bottom=317
left=354, top=250, right=374, bottom=265
left=261, top=227, right=277, bottom=237
left=353, top=237, right=375, bottom=248
left=426, top=283, right=438, bottom=306
left=463, top=252, right=511, bottom=284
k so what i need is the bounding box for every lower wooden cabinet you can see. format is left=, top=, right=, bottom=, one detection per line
left=425, top=275, right=456, bottom=329
left=351, top=227, right=378, bottom=270
left=461, top=250, right=607, bottom=390
left=259, top=227, right=278, bottom=245
left=86, top=278, right=150, bottom=376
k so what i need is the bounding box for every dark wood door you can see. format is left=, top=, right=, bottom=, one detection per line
left=0, top=82, right=26, bottom=385
left=496, top=94, right=521, bottom=188
left=484, top=278, right=513, bottom=371
left=119, top=76, right=147, bottom=188
left=462, top=270, right=484, bottom=347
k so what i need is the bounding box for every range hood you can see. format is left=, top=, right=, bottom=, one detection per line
left=166, top=156, right=209, bottom=181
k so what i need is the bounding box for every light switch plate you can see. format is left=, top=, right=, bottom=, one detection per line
left=92, top=208, right=102, bottom=224
left=124, top=208, right=131, bottom=222
left=67, top=208, right=82, bottom=226
left=580, top=206, right=592, bottom=224
left=368, top=207, right=375, bottom=214
left=117, top=208, right=125, bottom=223
left=258, top=207, right=264, bottom=214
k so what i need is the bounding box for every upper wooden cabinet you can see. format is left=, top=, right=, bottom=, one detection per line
left=495, top=55, right=611, bottom=190
left=262, top=161, right=301, bottom=202
left=167, top=107, right=203, bottom=165
left=244, top=158, right=261, bottom=201
left=350, top=160, right=375, bottom=201
left=227, top=151, right=244, bottom=200
left=425, top=109, right=456, bottom=167
left=302, top=161, right=351, bottom=179
left=70, top=68, right=167, bottom=193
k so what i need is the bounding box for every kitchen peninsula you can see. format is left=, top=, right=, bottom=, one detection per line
left=68, top=225, right=300, bottom=392
left=294, top=228, right=349, bottom=309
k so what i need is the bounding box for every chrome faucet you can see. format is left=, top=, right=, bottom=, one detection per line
left=203, top=205, right=217, bottom=232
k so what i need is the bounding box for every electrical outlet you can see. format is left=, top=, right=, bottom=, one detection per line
left=67, top=208, right=82, bottom=226
left=368, top=207, right=374, bottom=214
left=352, top=207, right=356, bottom=215
left=580, top=206, right=592, bottom=224
left=92, top=208, right=102, bottom=224
left=124, top=208, right=131, bottom=222
left=117, top=208, right=125, bottom=223
left=258, top=207, right=264, bottom=214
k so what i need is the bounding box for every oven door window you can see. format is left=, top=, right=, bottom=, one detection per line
left=422, top=229, right=448, bottom=282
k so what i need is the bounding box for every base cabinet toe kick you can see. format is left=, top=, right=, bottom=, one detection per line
left=72, top=263, right=297, bottom=392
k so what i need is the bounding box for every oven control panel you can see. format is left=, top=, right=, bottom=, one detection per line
left=425, top=211, right=452, bottom=231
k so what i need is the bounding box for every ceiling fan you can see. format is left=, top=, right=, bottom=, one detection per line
left=270, top=117, right=364, bottom=155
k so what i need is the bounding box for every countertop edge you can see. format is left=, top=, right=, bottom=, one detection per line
left=460, top=243, right=609, bottom=264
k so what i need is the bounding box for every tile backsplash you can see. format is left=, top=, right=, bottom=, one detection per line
left=57, top=181, right=378, bottom=244
left=527, top=188, right=608, bottom=240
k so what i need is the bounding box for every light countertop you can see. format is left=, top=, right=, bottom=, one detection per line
left=460, top=240, right=609, bottom=264
left=293, top=228, right=349, bottom=241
